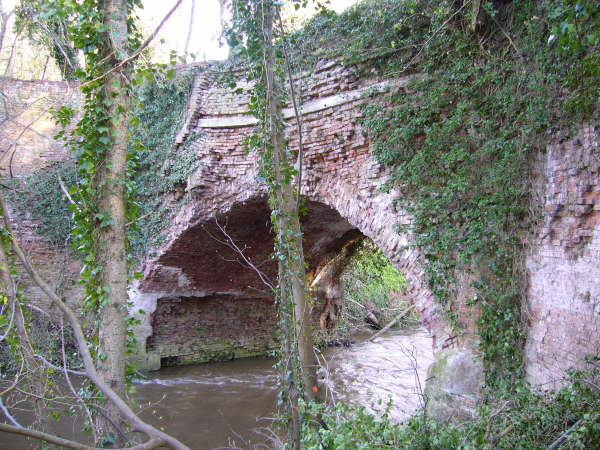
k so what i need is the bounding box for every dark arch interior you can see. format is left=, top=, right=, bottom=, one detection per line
left=144, top=197, right=368, bottom=366
left=141, top=196, right=363, bottom=295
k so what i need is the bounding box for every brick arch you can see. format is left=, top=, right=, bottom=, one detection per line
left=130, top=64, right=452, bottom=370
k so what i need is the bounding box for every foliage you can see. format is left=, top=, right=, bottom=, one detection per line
left=128, top=69, right=199, bottom=258
left=280, top=0, right=599, bottom=386
left=285, top=0, right=431, bottom=70
left=9, top=161, right=76, bottom=247
left=299, top=398, right=401, bottom=449
left=548, top=0, right=600, bottom=115
left=15, top=2, right=81, bottom=79
left=338, top=240, right=410, bottom=337
left=300, top=364, right=600, bottom=449
left=10, top=68, right=196, bottom=259
left=0, top=309, right=80, bottom=376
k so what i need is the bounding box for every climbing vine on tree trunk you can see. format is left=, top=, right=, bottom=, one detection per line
left=93, top=0, right=130, bottom=442
left=48, top=0, right=185, bottom=445
left=223, top=0, right=321, bottom=445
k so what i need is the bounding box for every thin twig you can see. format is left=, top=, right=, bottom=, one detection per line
left=208, top=219, right=275, bottom=292
left=484, top=400, right=511, bottom=442
left=546, top=416, right=599, bottom=450
left=491, top=424, right=514, bottom=446
left=80, top=0, right=184, bottom=88
left=0, top=359, right=24, bottom=396
left=126, top=210, right=152, bottom=227
left=276, top=9, right=304, bottom=214
left=388, top=0, right=472, bottom=77
left=57, top=173, right=77, bottom=206
left=485, top=9, right=525, bottom=65
left=33, top=353, right=85, bottom=377
left=0, top=395, right=22, bottom=427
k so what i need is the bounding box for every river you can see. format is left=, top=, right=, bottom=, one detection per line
left=2, top=328, right=433, bottom=449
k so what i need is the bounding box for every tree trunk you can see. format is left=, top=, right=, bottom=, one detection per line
left=311, top=239, right=361, bottom=332
left=94, top=0, right=130, bottom=444
left=263, top=1, right=319, bottom=404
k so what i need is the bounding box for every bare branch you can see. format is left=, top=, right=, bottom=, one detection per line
left=33, top=353, right=85, bottom=376
left=0, top=396, right=22, bottom=427
left=0, top=192, right=191, bottom=450
left=363, top=304, right=415, bottom=343
left=546, top=415, right=599, bottom=450
left=207, top=219, right=275, bottom=292
left=387, top=0, right=472, bottom=77
left=81, top=0, right=184, bottom=88
left=57, top=173, right=77, bottom=205
left=184, top=0, right=195, bottom=60
left=60, top=317, right=98, bottom=443
left=0, top=423, right=165, bottom=450
left=483, top=400, right=511, bottom=442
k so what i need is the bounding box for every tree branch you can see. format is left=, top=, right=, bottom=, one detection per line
left=0, top=423, right=164, bottom=450
left=545, top=416, right=599, bottom=450
left=363, top=304, right=415, bottom=343
left=0, top=192, right=190, bottom=450
left=81, top=0, right=184, bottom=88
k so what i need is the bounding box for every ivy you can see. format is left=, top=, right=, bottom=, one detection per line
left=284, top=0, right=598, bottom=386
left=11, top=68, right=197, bottom=262
left=128, top=69, right=199, bottom=258
left=9, top=161, right=77, bottom=247
left=300, top=365, right=600, bottom=449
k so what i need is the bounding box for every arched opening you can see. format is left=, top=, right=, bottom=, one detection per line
left=139, top=195, right=430, bottom=369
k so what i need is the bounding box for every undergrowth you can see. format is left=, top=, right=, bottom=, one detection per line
left=337, top=240, right=411, bottom=338
left=300, top=363, right=600, bottom=449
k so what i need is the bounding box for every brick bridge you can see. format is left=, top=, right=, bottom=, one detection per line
left=125, top=61, right=599, bottom=397
left=3, top=63, right=598, bottom=404
left=130, top=62, right=461, bottom=371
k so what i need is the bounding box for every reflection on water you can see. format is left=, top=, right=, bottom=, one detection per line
left=2, top=328, right=433, bottom=449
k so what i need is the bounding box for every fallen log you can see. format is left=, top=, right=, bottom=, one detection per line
left=362, top=304, right=416, bottom=343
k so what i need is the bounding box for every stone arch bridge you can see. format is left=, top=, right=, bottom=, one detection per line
left=3, top=62, right=598, bottom=398
left=130, top=62, right=463, bottom=371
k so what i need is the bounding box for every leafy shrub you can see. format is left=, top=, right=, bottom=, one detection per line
left=300, top=364, right=600, bottom=449
left=338, top=240, right=410, bottom=337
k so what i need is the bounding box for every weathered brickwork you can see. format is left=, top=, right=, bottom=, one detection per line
left=0, top=77, right=80, bottom=177
left=525, top=125, right=600, bottom=387
left=0, top=78, right=84, bottom=311
left=148, top=295, right=278, bottom=366
left=134, top=65, right=456, bottom=371
left=11, top=212, right=83, bottom=308
left=4, top=66, right=598, bottom=387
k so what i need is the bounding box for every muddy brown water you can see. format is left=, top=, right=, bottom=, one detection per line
left=2, top=328, right=433, bottom=449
